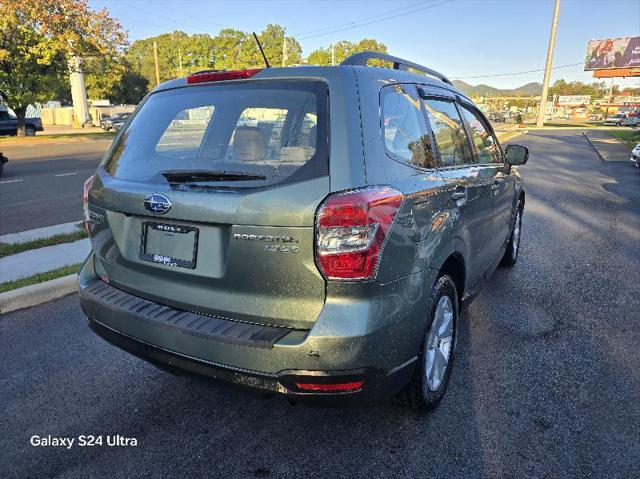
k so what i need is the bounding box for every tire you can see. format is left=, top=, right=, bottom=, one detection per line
left=24, top=126, right=36, bottom=136
left=500, top=202, right=523, bottom=267
left=397, top=275, right=458, bottom=413
left=0, top=162, right=3, bottom=177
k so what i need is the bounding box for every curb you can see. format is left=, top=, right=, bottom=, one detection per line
left=0, top=274, right=77, bottom=315
left=497, top=130, right=526, bottom=143
left=583, top=132, right=606, bottom=162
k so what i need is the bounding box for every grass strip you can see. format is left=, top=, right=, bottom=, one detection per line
left=0, top=263, right=81, bottom=294
left=0, top=229, right=88, bottom=258
left=605, top=130, right=640, bottom=149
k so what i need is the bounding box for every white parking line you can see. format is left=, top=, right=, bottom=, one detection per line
left=54, top=172, right=78, bottom=177
left=0, top=179, right=24, bottom=184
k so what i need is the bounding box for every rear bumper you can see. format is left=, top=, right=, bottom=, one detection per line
left=87, top=317, right=413, bottom=404
left=78, top=254, right=434, bottom=404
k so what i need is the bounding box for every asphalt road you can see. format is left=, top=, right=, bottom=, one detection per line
left=0, top=139, right=110, bottom=235
left=2, top=130, right=640, bottom=478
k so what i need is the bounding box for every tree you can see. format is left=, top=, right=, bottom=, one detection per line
left=126, top=25, right=303, bottom=94
left=307, top=39, right=388, bottom=66
left=0, top=0, right=127, bottom=135
left=548, top=79, right=616, bottom=99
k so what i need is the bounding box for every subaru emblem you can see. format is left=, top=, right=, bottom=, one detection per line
left=144, top=193, right=172, bottom=214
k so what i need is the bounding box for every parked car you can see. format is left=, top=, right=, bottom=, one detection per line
left=631, top=143, right=640, bottom=168
left=79, top=52, right=529, bottom=411
left=603, top=112, right=640, bottom=127
left=0, top=152, right=7, bottom=176
left=100, top=112, right=130, bottom=131
left=488, top=112, right=506, bottom=123
left=0, top=110, right=44, bottom=136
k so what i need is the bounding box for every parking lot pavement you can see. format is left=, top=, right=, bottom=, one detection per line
left=1, top=130, right=639, bottom=478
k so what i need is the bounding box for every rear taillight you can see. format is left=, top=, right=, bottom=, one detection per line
left=315, top=186, right=403, bottom=280
left=186, top=69, right=261, bottom=84
left=83, top=175, right=95, bottom=233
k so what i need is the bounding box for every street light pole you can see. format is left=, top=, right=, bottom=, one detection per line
left=536, top=0, right=561, bottom=128
left=153, top=41, right=160, bottom=86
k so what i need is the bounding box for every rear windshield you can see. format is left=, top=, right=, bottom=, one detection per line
left=104, top=80, right=328, bottom=187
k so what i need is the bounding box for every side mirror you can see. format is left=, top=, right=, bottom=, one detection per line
left=505, top=144, right=529, bottom=166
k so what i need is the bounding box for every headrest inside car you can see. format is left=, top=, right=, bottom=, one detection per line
left=233, top=126, right=266, bottom=163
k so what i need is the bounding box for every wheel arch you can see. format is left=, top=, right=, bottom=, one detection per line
left=438, top=252, right=466, bottom=305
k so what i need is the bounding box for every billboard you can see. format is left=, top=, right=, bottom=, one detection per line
left=584, top=37, right=640, bottom=71
left=557, top=95, right=590, bottom=106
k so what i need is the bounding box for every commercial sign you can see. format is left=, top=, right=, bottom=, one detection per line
left=557, top=95, right=590, bottom=106
left=584, top=37, right=640, bottom=71
left=614, top=96, right=640, bottom=105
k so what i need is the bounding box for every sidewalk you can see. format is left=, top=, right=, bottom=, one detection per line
left=0, top=222, right=91, bottom=313
left=0, top=238, right=90, bottom=283
left=583, top=131, right=632, bottom=162
left=0, top=221, right=82, bottom=245
left=40, top=124, right=105, bottom=135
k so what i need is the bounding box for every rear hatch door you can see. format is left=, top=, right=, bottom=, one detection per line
left=88, top=78, right=330, bottom=330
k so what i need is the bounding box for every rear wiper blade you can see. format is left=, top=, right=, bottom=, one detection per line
left=162, top=170, right=266, bottom=183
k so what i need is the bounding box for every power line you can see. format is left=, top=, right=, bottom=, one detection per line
left=118, top=1, right=224, bottom=35
left=452, top=62, right=583, bottom=80
left=293, top=0, right=437, bottom=37
left=296, top=0, right=456, bottom=40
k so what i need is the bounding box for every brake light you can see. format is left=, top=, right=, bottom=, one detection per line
left=294, top=381, right=364, bottom=392
left=83, top=175, right=95, bottom=233
left=315, top=186, right=403, bottom=280
left=186, top=69, right=261, bottom=84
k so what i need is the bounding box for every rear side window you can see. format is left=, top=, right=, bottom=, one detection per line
left=104, top=80, right=328, bottom=187
left=458, top=104, right=502, bottom=164
left=422, top=98, right=473, bottom=167
left=381, top=85, right=436, bottom=169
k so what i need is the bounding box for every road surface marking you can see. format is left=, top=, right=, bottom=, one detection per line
left=0, top=179, right=24, bottom=184
left=54, top=172, right=78, bottom=177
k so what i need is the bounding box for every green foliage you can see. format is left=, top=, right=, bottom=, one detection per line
left=0, top=229, right=87, bottom=259
left=126, top=25, right=303, bottom=92
left=0, top=263, right=82, bottom=293
left=548, top=79, right=618, bottom=98
left=605, top=130, right=640, bottom=149
left=308, top=39, right=388, bottom=66
left=0, top=0, right=126, bottom=133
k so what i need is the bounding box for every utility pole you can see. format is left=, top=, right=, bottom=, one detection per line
left=331, top=44, right=335, bottom=66
left=153, top=41, right=160, bottom=86
left=68, top=56, right=91, bottom=128
left=604, top=79, right=615, bottom=119
left=536, top=0, right=560, bottom=128
left=282, top=36, right=288, bottom=67
left=178, top=48, right=183, bottom=77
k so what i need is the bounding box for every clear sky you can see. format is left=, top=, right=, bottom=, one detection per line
left=89, top=0, right=640, bottom=90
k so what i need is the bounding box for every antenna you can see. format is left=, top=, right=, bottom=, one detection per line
left=252, top=32, right=271, bottom=68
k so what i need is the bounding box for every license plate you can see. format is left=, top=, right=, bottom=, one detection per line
left=140, top=222, right=198, bottom=269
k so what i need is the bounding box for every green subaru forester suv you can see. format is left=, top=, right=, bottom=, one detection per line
left=79, top=52, right=528, bottom=411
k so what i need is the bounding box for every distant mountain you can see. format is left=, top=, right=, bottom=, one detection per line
left=452, top=80, right=542, bottom=97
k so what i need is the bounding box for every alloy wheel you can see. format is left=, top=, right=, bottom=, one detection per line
left=425, top=296, right=454, bottom=391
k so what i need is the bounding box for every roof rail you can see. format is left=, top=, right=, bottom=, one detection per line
left=341, top=51, right=452, bottom=85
